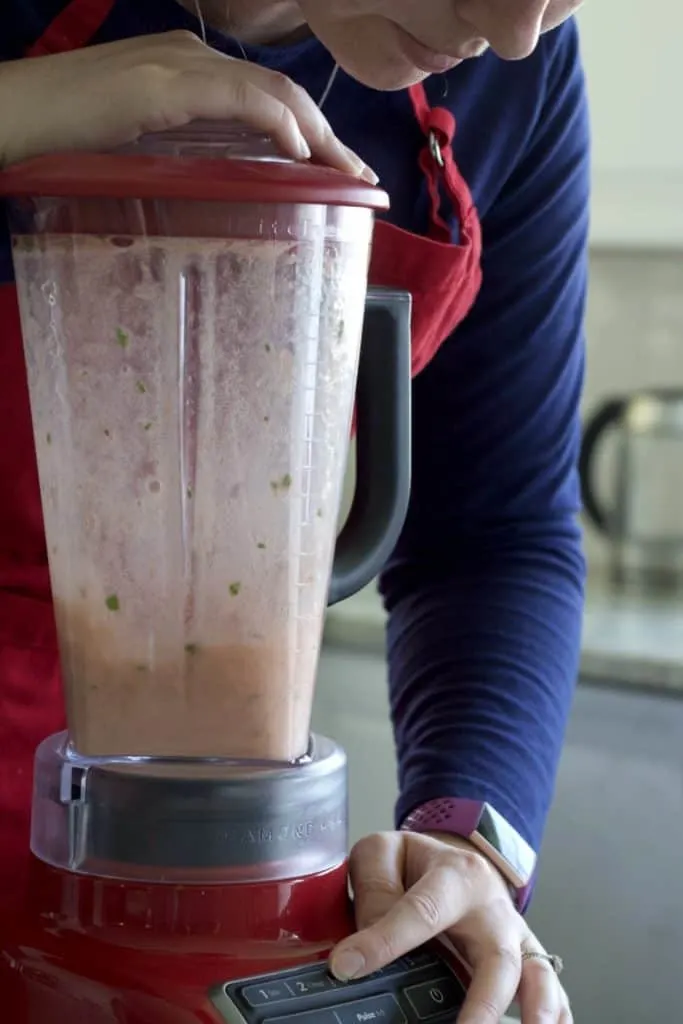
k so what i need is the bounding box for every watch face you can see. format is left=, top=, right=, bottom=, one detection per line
left=474, top=804, right=536, bottom=888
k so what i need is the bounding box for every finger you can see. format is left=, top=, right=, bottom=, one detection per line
left=517, top=949, right=564, bottom=1024
left=329, top=834, right=406, bottom=981
left=333, top=864, right=471, bottom=980
left=250, top=69, right=378, bottom=181
left=349, top=832, right=407, bottom=930
left=454, top=906, right=522, bottom=1024
left=456, top=944, right=521, bottom=1024
left=95, top=32, right=378, bottom=181
left=168, top=69, right=314, bottom=160
left=170, top=44, right=378, bottom=181
left=559, top=1005, right=574, bottom=1024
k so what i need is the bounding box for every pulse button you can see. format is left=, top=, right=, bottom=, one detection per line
left=333, top=994, right=407, bottom=1024
left=403, top=977, right=465, bottom=1019
left=264, top=995, right=407, bottom=1024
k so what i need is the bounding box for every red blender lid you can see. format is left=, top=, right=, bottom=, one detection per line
left=0, top=122, right=389, bottom=211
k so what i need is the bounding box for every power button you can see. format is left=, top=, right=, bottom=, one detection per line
left=403, top=977, right=465, bottom=1020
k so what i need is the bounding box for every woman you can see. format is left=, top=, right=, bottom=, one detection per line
left=0, top=2, right=588, bottom=1022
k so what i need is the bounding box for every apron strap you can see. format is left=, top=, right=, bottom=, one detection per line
left=26, top=0, right=116, bottom=57
left=407, top=81, right=478, bottom=245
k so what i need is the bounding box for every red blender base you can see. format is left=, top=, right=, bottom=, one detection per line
left=0, top=857, right=470, bottom=1024
left=1, top=733, right=470, bottom=1023
left=1, top=856, right=352, bottom=1022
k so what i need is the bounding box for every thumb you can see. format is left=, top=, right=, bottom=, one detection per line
left=329, top=832, right=405, bottom=980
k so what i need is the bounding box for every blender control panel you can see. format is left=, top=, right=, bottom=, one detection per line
left=210, top=948, right=466, bottom=1024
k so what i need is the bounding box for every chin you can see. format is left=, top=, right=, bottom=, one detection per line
left=331, top=41, right=433, bottom=92
left=341, top=62, right=430, bottom=91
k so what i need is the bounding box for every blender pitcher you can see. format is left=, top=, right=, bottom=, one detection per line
left=0, top=123, right=411, bottom=763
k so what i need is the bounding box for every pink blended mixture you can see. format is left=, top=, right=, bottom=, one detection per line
left=13, top=230, right=368, bottom=760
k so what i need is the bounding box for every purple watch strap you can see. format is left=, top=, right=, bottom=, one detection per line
left=400, top=798, right=535, bottom=913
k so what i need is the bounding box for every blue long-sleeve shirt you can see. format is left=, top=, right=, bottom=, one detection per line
left=1, top=2, right=589, bottom=855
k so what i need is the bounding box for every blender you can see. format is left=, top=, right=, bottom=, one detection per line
left=0, top=124, right=469, bottom=1022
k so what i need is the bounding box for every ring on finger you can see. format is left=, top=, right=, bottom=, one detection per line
left=521, top=950, right=564, bottom=976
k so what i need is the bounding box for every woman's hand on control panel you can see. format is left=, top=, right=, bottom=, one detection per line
left=0, top=31, right=376, bottom=180
left=328, top=830, right=572, bottom=1024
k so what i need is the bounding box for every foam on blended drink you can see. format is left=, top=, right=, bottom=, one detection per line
left=13, top=230, right=366, bottom=760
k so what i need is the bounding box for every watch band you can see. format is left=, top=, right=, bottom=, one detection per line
left=400, top=798, right=537, bottom=912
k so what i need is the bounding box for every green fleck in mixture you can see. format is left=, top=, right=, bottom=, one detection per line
left=105, top=594, right=120, bottom=612
left=270, top=473, right=292, bottom=494
left=185, top=643, right=197, bottom=655
left=116, top=327, right=129, bottom=349
left=136, top=380, right=147, bottom=394
left=229, top=582, right=241, bottom=597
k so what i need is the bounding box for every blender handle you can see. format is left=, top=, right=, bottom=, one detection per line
left=328, top=287, right=412, bottom=607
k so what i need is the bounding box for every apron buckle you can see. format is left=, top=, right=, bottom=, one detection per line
left=428, top=130, right=445, bottom=169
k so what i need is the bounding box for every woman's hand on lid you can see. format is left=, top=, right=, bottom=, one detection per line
left=0, top=31, right=376, bottom=180
left=329, top=830, right=572, bottom=1024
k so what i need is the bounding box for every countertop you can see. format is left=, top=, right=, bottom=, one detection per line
left=323, top=574, right=683, bottom=694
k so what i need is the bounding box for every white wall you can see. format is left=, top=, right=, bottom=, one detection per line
left=578, top=6, right=683, bottom=178
left=577, top=6, right=683, bottom=247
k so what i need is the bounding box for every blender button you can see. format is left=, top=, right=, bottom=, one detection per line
left=403, top=977, right=465, bottom=1019
left=286, top=971, right=340, bottom=996
left=399, top=950, right=439, bottom=972
left=242, top=981, right=295, bottom=1007
left=332, top=993, right=406, bottom=1024
left=267, top=1011, right=338, bottom=1024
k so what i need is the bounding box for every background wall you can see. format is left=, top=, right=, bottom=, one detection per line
left=343, top=251, right=683, bottom=573
left=576, top=4, right=683, bottom=248
left=581, top=249, right=683, bottom=570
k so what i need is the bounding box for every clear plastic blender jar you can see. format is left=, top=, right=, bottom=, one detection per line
left=0, top=123, right=411, bottom=767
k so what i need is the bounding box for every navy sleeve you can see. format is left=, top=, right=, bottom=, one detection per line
left=380, top=22, right=589, bottom=853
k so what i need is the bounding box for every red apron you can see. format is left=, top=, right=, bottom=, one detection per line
left=0, top=0, right=482, bottom=891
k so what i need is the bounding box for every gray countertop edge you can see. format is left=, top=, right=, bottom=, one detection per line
left=323, top=612, right=683, bottom=697
left=579, top=649, right=683, bottom=694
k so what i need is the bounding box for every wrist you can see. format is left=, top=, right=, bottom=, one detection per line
left=422, top=830, right=518, bottom=903
left=400, top=798, right=537, bottom=913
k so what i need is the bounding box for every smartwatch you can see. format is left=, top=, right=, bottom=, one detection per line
left=401, top=798, right=537, bottom=912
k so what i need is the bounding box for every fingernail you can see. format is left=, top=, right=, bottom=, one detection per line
left=297, top=136, right=312, bottom=160
left=330, top=948, right=366, bottom=981
left=360, top=166, right=380, bottom=185
left=339, top=144, right=379, bottom=185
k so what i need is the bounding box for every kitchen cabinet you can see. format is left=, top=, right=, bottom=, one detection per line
left=577, top=4, right=683, bottom=248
